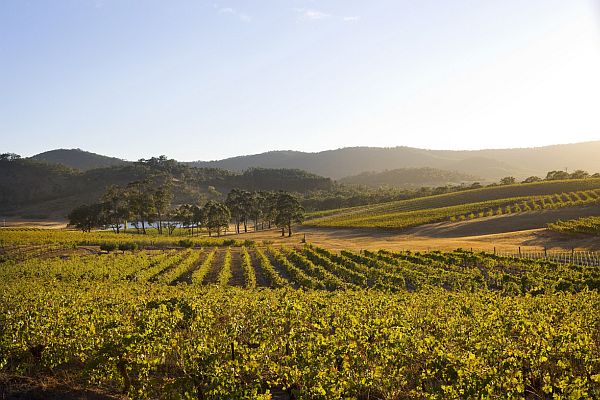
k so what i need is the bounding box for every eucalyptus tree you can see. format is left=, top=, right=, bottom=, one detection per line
left=101, top=185, right=129, bottom=234
left=546, top=170, right=570, bottom=181
left=274, top=192, right=304, bottom=237
left=126, top=180, right=156, bottom=234
left=249, top=191, right=264, bottom=231
left=191, top=204, right=205, bottom=236
left=68, top=203, right=105, bottom=233
left=174, top=204, right=194, bottom=234
left=226, top=189, right=244, bottom=234
left=204, top=200, right=231, bottom=237
left=153, top=183, right=173, bottom=234
left=239, top=190, right=253, bottom=233
left=570, top=170, right=590, bottom=179
left=499, top=176, right=516, bottom=185
left=261, top=191, right=278, bottom=229
left=164, top=208, right=180, bottom=236
left=522, top=176, right=542, bottom=183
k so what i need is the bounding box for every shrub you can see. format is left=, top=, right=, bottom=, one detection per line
left=118, top=242, right=138, bottom=252
left=99, top=242, right=117, bottom=252
left=178, top=239, right=194, bottom=248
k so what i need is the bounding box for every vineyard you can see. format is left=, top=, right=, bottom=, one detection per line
left=307, top=178, right=600, bottom=218
left=307, top=187, right=600, bottom=229
left=0, top=228, right=249, bottom=248
left=548, top=216, right=600, bottom=236
left=1, top=230, right=600, bottom=399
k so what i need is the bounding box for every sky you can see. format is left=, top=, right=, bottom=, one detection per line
left=1, top=0, right=600, bottom=161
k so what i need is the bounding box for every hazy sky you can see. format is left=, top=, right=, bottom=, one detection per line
left=1, top=0, right=600, bottom=161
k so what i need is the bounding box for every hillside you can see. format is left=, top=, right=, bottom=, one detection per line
left=0, top=158, right=333, bottom=219
left=189, top=141, right=600, bottom=180
left=24, top=141, right=600, bottom=181
left=306, top=178, right=600, bottom=229
left=339, top=167, right=479, bottom=188
left=31, top=148, right=128, bottom=171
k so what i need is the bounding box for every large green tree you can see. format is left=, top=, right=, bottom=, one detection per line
left=126, top=180, right=157, bottom=234
left=68, top=203, right=105, bottom=232
left=274, top=192, right=304, bottom=237
left=499, top=176, right=516, bottom=185
left=101, top=185, right=129, bottom=234
left=239, top=190, right=253, bottom=233
left=261, top=191, right=278, bottom=229
left=226, top=188, right=244, bottom=234
left=570, top=170, right=590, bottom=179
left=249, top=191, right=266, bottom=231
left=546, top=170, right=570, bottom=181
left=153, top=183, right=173, bottom=234
left=204, top=200, right=231, bottom=237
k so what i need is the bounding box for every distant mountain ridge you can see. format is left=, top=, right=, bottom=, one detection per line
left=26, top=141, right=600, bottom=180
left=188, top=141, right=600, bottom=180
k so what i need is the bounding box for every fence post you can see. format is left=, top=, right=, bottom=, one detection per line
left=518, top=247, right=522, bottom=258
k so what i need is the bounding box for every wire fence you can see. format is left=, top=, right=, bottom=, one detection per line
left=494, top=247, right=600, bottom=267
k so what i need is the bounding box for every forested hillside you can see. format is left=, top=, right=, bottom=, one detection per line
left=339, top=167, right=478, bottom=188
left=0, top=155, right=332, bottom=219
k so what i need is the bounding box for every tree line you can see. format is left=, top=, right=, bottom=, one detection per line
left=68, top=180, right=304, bottom=237
left=500, top=169, right=600, bottom=185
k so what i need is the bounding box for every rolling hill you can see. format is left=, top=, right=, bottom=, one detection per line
left=306, top=178, right=600, bottom=229
left=31, top=148, right=127, bottom=171
left=189, top=141, right=600, bottom=180
left=339, top=167, right=479, bottom=188
left=25, top=141, right=600, bottom=181
left=0, top=158, right=333, bottom=219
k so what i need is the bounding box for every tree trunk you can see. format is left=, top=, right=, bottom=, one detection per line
left=288, top=224, right=292, bottom=237
left=281, top=227, right=285, bottom=237
left=243, top=219, right=247, bottom=233
left=141, top=220, right=146, bottom=235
